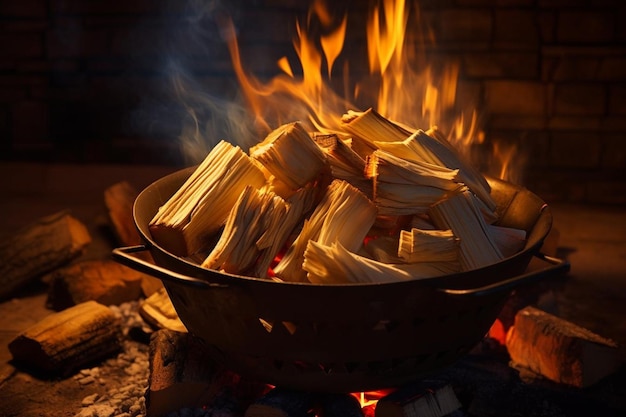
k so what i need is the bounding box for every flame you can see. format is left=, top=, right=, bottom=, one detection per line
left=212, top=0, right=520, bottom=181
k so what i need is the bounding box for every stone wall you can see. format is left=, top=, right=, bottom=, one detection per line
left=1, top=0, right=625, bottom=204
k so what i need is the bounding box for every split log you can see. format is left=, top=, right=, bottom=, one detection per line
left=374, top=379, right=461, bottom=417
left=139, top=287, right=187, bottom=332
left=506, top=306, right=621, bottom=388
left=46, top=259, right=145, bottom=310
left=0, top=211, right=91, bottom=300
left=147, top=329, right=265, bottom=417
left=8, top=301, right=122, bottom=375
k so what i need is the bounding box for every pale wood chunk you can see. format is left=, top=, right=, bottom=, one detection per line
left=139, top=288, right=187, bottom=333
left=0, top=211, right=91, bottom=300
left=8, top=301, right=122, bottom=375
left=506, top=306, right=621, bottom=388
left=147, top=329, right=265, bottom=417
left=46, top=259, right=145, bottom=310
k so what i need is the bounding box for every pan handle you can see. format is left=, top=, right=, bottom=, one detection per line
left=112, top=245, right=228, bottom=289
left=438, top=252, right=570, bottom=297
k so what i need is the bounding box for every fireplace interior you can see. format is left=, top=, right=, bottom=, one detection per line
left=1, top=0, right=626, bottom=416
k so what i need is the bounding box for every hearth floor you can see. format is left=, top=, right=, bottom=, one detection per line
left=0, top=162, right=625, bottom=417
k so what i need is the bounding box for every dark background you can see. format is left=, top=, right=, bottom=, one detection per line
left=1, top=0, right=626, bottom=204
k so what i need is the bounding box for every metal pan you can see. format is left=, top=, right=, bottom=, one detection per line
left=114, top=167, right=569, bottom=392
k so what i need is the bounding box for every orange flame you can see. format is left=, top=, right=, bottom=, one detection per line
left=216, top=0, right=520, bottom=182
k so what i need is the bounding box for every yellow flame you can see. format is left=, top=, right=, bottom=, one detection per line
left=218, top=0, right=518, bottom=181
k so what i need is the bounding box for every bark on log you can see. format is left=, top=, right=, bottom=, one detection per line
left=104, top=181, right=141, bottom=247
left=46, top=259, right=145, bottom=310
left=8, top=301, right=122, bottom=375
left=147, top=329, right=265, bottom=417
left=0, top=211, right=91, bottom=300
left=104, top=181, right=163, bottom=297
left=506, top=306, right=621, bottom=388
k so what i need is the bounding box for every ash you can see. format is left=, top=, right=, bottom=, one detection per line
left=73, top=301, right=240, bottom=417
left=73, top=301, right=149, bottom=417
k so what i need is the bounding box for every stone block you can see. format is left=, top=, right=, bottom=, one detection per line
left=550, top=131, right=601, bottom=169
left=542, top=55, right=602, bottom=82
left=439, top=9, right=492, bottom=42
left=553, top=83, right=606, bottom=116
left=11, top=101, right=50, bottom=149
left=464, top=51, right=539, bottom=78
left=557, top=11, right=615, bottom=43
left=0, top=33, right=43, bottom=58
left=599, top=56, right=626, bottom=81
left=485, top=81, right=547, bottom=115
left=494, top=10, right=539, bottom=44
left=608, top=84, right=626, bottom=115
left=602, top=134, right=626, bottom=170
left=0, top=0, right=46, bottom=18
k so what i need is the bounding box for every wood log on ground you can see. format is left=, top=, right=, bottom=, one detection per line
left=46, top=259, right=145, bottom=310
left=506, top=306, right=621, bottom=388
left=147, top=329, right=266, bottom=417
left=8, top=301, right=122, bottom=375
left=139, top=287, right=187, bottom=332
left=104, top=181, right=141, bottom=247
left=0, top=211, right=91, bottom=300
left=104, top=181, right=163, bottom=297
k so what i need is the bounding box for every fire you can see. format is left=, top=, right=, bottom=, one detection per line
left=181, top=0, right=520, bottom=181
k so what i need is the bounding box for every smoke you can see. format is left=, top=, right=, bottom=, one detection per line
left=168, top=62, right=260, bottom=165
left=128, top=0, right=270, bottom=165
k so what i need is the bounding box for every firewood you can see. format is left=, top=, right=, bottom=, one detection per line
left=104, top=181, right=141, bottom=246
left=104, top=181, right=164, bottom=296
left=506, top=306, right=621, bottom=388
left=361, top=235, right=404, bottom=263
left=46, top=259, right=145, bottom=310
left=201, top=183, right=317, bottom=278
left=139, top=287, right=187, bottom=332
left=250, top=121, right=327, bottom=193
left=365, top=150, right=460, bottom=216
left=376, top=129, right=496, bottom=213
left=398, top=228, right=459, bottom=263
left=149, top=140, right=267, bottom=257
left=147, top=329, right=265, bottom=417
left=274, top=179, right=377, bottom=282
left=8, top=301, right=122, bottom=375
left=341, top=108, right=411, bottom=148
left=487, top=224, right=527, bottom=258
left=374, top=379, right=462, bottom=417
left=303, top=240, right=460, bottom=284
left=429, top=188, right=503, bottom=271
left=341, top=108, right=495, bottom=212
left=313, top=133, right=372, bottom=196
left=245, top=387, right=316, bottom=417
left=0, top=211, right=91, bottom=300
